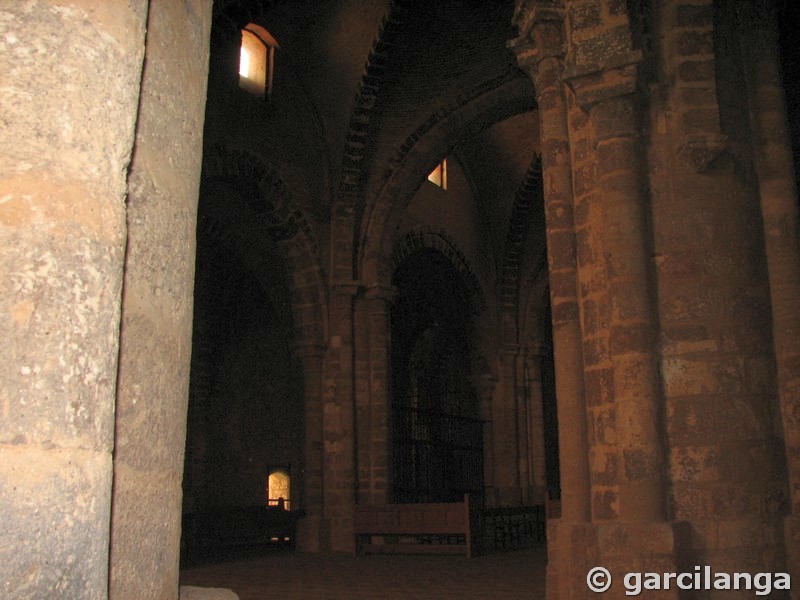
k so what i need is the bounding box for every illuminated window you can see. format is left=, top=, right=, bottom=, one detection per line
left=427, top=159, right=447, bottom=189
left=267, top=468, right=290, bottom=510
left=239, top=25, right=278, bottom=98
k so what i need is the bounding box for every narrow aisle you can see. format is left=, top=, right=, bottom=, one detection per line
left=180, top=545, right=547, bottom=600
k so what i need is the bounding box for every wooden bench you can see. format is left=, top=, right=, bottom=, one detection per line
left=354, top=494, right=477, bottom=557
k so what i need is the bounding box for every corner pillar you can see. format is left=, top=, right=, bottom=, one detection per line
left=363, top=284, right=395, bottom=505
left=740, top=4, right=800, bottom=583
left=524, top=347, right=547, bottom=503
left=293, top=342, right=326, bottom=552
left=478, top=374, right=498, bottom=506
left=322, top=281, right=361, bottom=552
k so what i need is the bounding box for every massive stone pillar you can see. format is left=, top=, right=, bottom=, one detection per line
left=0, top=2, right=147, bottom=598
left=651, top=0, right=788, bottom=579
left=364, top=284, right=395, bottom=505
left=109, top=1, right=212, bottom=598
left=568, top=87, right=667, bottom=523
left=294, top=343, right=326, bottom=552
left=739, top=4, right=800, bottom=585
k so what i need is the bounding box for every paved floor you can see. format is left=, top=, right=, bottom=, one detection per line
left=180, top=545, right=548, bottom=599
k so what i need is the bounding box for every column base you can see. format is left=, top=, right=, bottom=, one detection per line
left=546, top=520, right=681, bottom=600
left=295, top=514, right=330, bottom=553
left=784, top=515, right=800, bottom=590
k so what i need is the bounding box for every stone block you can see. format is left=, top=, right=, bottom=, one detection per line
left=576, top=226, right=597, bottom=267
left=666, top=397, right=722, bottom=443
left=545, top=199, right=574, bottom=230
left=622, top=446, right=661, bottom=482
left=0, top=447, right=111, bottom=600
left=569, top=1, right=602, bottom=32
left=682, top=108, right=721, bottom=132
left=584, top=366, right=614, bottom=407
left=679, top=85, right=717, bottom=106
left=675, top=4, right=713, bottom=28
left=677, top=59, right=715, bottom=82
left=675, top=29, right=714, bottom=56
left=547, top=229, right=577, bottom=270
left=609, top=322, right=653, bottom=355
left=581, top=296, right=610, bottom=336
left=549, top=269, right=577, bottom=300
left=596, top=522, right=676, bottom=556
left=583, top=335, right=609, bottom=366
left=570, top=26, right=632, bottom=70
left=593, top=488, right=619, bottom=520
left=180, top=586, right=240, bottom=600
left=552, top=299, right=580, bottom=325
left=670, top=445, right=720, bottom=483
left=574, top=161, right=597, bottom=196
left=590, top=446, right=619, bottom=485
left=662, top=357, right=745, bottom=397
left=660, top=325, right=719, bottom=356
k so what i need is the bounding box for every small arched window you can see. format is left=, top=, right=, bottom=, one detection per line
left=267, top=468, right=290, bottom=510
left=239, top=24, right=278, bottom=98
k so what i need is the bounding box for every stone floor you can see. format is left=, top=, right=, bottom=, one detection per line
left=180, top=544, right=548, bottom=599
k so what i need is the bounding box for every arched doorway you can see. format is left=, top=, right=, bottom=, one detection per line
left=390, top=248, right=483, bottom=504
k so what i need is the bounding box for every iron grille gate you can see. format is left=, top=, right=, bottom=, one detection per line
left=392, top=404, right=483, bottom=504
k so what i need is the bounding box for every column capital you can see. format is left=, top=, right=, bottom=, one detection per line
left=478, top=372, right=498, bottom=391
left=677, top=133, right=730, bottom=173
left=291, top=341, right=327, bottom=360
left=734, top=0, right=776, bottom=31
left=508, top=3, right=565, bottom=72
left=364, top=283, right=396, bottom=302
left=331, top=280, right=362, bottom=297
left=525, top=342, right=550, bottom=358
left=562, top=50, right=642, bottom=111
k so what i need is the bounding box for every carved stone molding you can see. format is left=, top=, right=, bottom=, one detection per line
left=561, top=50, right=642, bottom=111
left=677, top=133, right=730, bottom=173
left=364, top=283, right=396, bottom=302
left=508, top=2, right=565, bottom=70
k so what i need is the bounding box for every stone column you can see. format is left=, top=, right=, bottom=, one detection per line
left=525, top=349, right=547, bottom=501
left=478, top=374, right=498, bottom=506
left=294, top=343, right=326, bottom=552
left=515, top=350, right=532, bottom=504
left=110, top=1, right=213, bottom=598
left=323, top=282, right=360, bottom=552
left=564, top=62, right=667, bottom=523
left=365, top=284, right=395, bottom=504
left=510, top=10, right=592, bottom=525
left=511, top=10, right=599, bottom=596
left=739, top=3, right=800, bottom=584
left=495, top=345, right=522, bottom=505
left=0, top=2, right=146, bottom=598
